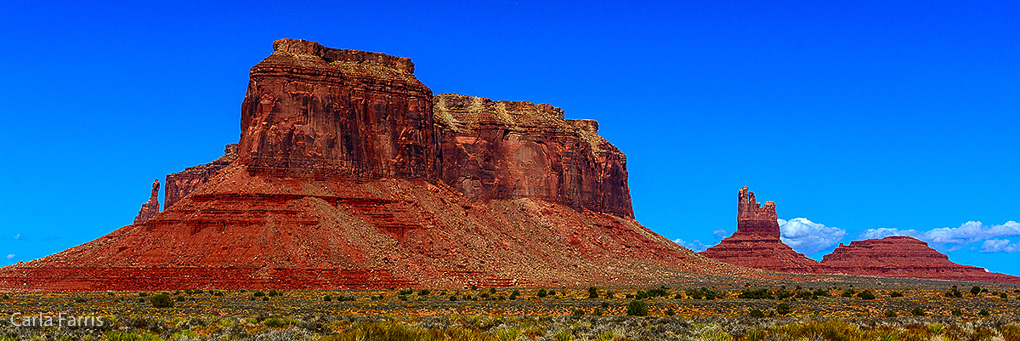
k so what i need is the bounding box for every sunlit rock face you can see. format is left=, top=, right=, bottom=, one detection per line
left=435, top=94, right=633, bottom=218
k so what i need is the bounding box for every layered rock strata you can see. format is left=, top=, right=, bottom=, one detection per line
left=132, top=179, right=160, bottom=224
left=0, top=39, right=755, bottom=291
left=821, top=236, right=1020, bottom=283
left=164, top=144, right=237, bottom=209
left=238, top=39, right=439, bottom=181
left=700, top=187, right=822, bottom=273
left=435, top=94, right=633, bottom=218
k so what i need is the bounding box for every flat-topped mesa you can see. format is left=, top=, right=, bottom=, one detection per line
left=737, top=186, right=780, bottom=240
left=435, top=94, right=633, bottom=218
left=238, top=38, right=438, bottom=180
left=132, top=179, right=160, bottom=224
left=819, top=236, right=1020, bottom=283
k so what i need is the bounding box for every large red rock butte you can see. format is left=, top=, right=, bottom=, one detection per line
left=700, top=187, right=823, bottom=273
left=0, top=38, right=756, bottom=291
left=821, top=236, right=1020, bottom=283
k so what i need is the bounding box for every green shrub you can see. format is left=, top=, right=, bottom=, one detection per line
left=418, top=289, right=430, bottom=296
left=253, top=291, right=265, bottom=297
left=73, top=297, right=87, bottom=303
left=449, top=295, right=458, bottom=301
left=489, top=288, right=496, bottom=294
left=910, top=307, right=926, bottom=316
left=971, top=286, right=982, bottom=296
left=884, top=310, right=897, bottom=317
left=749, top=308, right=766, bottom=318
left=471, top=285, right=477, bottom=290
left=588, top=287, right=599, bottom=299
left=665, top=308, right=675, bottom=316
left=537, top=289, right=548, bottom=298
left=979, top=309, right=990, bottom=316
left=323, top=295, right=332, bottom=302
left=739, top=289, right=775, bottom=299
left=626, top=299, right=648, bottom=316
left=150, top=293, right=173, bottom=308
left=813, top=288, right=830, bottom=297
left=138, top=292, right=149, bottom=297
left=673, top=293, right=683, bottom=299
left=857, top=290, right=876, bottom=300
left=572, top=309, right=585, bottom=317
left=1, top=294, right=9, bottom=300
left=952, top=309, right=963, bottom=316
left=1000, top=293, right=1008, bottom=299
left=267, top=289, right=280, bottom=297
left=776, top=302, right=791, bottom=315
left=889, top=291, right=904, bottom=298
left=841, top=289, right=855, bottom=298
left=263, top=318, right=287, bottom=328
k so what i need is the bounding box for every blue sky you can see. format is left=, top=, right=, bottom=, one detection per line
left=2, top=1, right=1018, bottom=275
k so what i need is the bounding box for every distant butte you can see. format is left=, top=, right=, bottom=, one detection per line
left=821, top=236, right=1020, bottom=283
left=700, top=187, right=823, bottom=273
left=702, top=186, right=1020, bottom=283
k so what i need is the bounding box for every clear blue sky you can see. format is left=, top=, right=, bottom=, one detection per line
left=2, top=1, right=1018, bottom=275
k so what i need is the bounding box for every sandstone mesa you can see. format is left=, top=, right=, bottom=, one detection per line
left=0, top=39, right=754, bottom=291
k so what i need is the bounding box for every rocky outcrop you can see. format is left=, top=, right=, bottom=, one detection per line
left=435, top=94, right=633, bottom=218
left=238, top=39, right=439, bottom=180
left=821, top=236, right=1020, bottom=283
left=132, top=179, right=160, bottom=224
left=700, top=187, right=822, bottom=273
left=164, top=144, right=237, bottom=209
left=0, top=39, right=760, bottom=291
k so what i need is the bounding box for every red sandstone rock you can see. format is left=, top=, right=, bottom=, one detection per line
left=238, top=39, right=438, bottom=180
left=132, top=179, right=160, bottom=224
left=435, top=94, right=633, bottom=218
left=164, top=144, right=237, bottom=209
left=700, top=187, right=822, bottom=273
left=0, top=39, right=756, bottom=291
left=821, top=236, right=1020, bottom=283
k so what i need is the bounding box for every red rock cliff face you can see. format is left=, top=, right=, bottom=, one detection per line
left=164, top=144, right=237, bottom=209
left=821, top=236, right=1020, bottom=283
left=700, top=187, right=821, bottom=273
left=238, top=39, right=439, bottom=180
left=435, top=94, right=633, bottom=218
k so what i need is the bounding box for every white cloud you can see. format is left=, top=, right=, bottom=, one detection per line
left=778, top=218, right=846, bottom=255
left=980, top=239, right=1020, bottom=253
left=673, top=238, right=715, bottom=252
left=712, top=229, right=729, bottom=239
left=12, top=234, right=19, bottom=240
left=861, top=221, right=1020, bottom=253
left=5, top=254, right=13, bottom=260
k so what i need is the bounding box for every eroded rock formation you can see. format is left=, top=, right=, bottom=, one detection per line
left=821, top=236, right=1020, bottom=283
left=132, top=179, right=160, bottom=224
left=0, top=39, right=755, bottom=291
left=164, top=144, right=237, bottom=209
left=436, top=94, right=633, bottom=218
left=238, top=39, right=439, bottom=180
left=700, top=187, right=822, bottom=273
